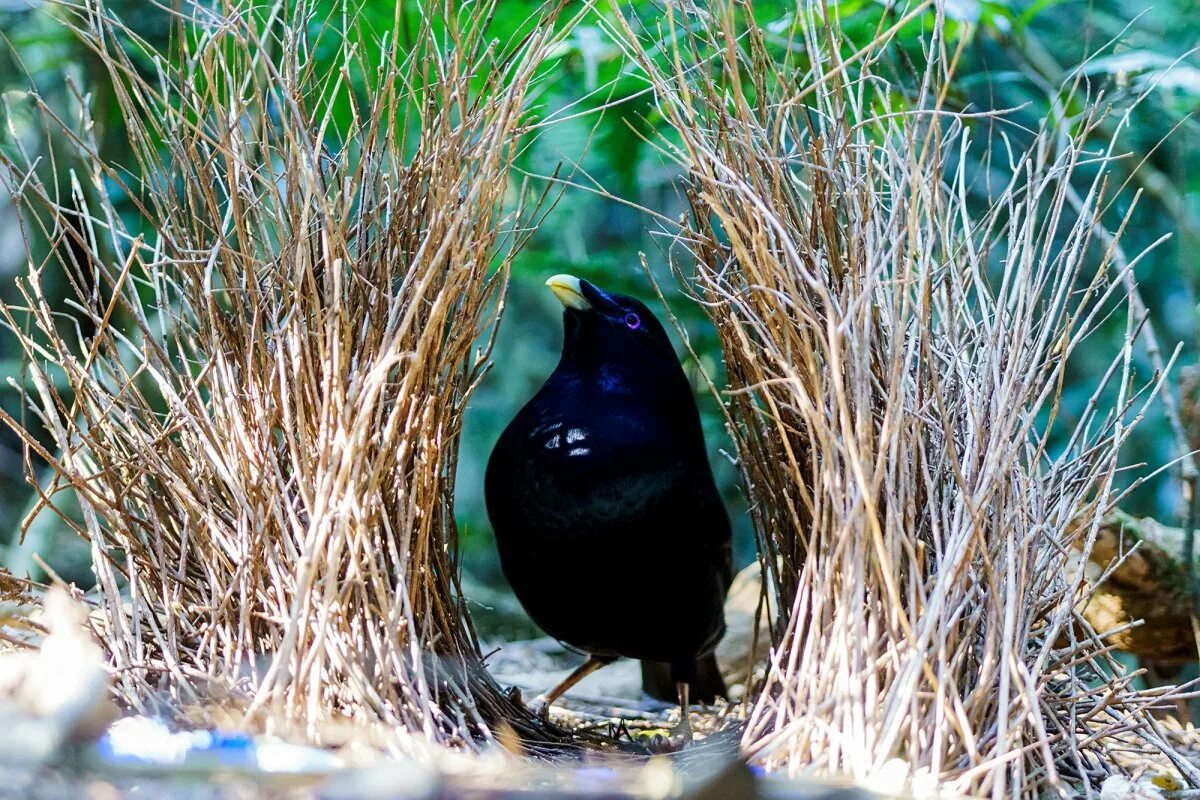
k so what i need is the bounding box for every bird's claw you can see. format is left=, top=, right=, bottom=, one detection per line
left=643, top=730, right=692, bottom=753
left=527, top=695, right=552, bottom=721
left=668, top=720, right=694, bottom=751
left=635, top=719, right=693, bottom=753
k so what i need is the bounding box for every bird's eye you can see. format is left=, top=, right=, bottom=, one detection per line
left=624, top=313, right=641, bottom=330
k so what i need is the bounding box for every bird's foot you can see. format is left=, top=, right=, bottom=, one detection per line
left=639, top=716, right=693, bottom=753
left=527, top=694, right=552, bottom=721
left=668, top=715, right=694, bottom=750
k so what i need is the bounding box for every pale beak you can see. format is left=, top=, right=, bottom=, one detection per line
left=545, top=274, right=591, bottom=311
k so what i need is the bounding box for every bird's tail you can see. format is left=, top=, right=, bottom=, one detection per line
left=641, top=653, right=727, bottom=704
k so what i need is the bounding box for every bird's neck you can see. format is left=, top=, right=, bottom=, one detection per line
left=554, top=352, right=686, bottom=401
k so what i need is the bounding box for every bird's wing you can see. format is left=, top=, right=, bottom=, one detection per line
left=669, top=461, right=734, bottom=593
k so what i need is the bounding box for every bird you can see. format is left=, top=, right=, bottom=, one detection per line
left=485, top=274, right=733, bottom=741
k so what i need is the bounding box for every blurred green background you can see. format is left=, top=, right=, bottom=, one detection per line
left=1, top=0, right=1198, bottom=633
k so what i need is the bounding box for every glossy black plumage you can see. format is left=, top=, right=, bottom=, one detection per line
left=485, top=276, right=732, bottom=707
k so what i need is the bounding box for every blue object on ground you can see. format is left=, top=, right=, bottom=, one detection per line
left=91, top=716, right=343, bottom=778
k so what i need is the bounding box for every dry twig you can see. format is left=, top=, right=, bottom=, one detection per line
left=0, top=0, right=580, bottom=754
left=610, top=1, right=1194, bottom=794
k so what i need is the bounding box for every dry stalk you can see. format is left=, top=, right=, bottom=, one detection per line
left=0, top=0, right=578, bottom=753
left=611, top=2, right=1194, bottom=795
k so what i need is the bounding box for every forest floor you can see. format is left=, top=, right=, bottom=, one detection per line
left=5, top=630, right=1200, bottom=798
left=0, top=634, right=884, bottom=799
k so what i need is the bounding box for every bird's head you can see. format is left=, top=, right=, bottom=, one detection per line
left=545, top=274, right=676, bottom=367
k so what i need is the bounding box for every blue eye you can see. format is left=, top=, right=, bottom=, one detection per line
left=624, top=313, right=641, bottom=330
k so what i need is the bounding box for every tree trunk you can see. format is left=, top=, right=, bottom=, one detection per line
left=1078, top=510, right=1198, bottom=663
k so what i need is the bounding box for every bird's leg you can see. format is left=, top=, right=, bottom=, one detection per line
left=671, top=681, right=693, bottom=745
left=528, top=654, right=614, bottom=720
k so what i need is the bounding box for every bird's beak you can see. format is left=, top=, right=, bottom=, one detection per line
left=546, top=274, right=591, bottom=311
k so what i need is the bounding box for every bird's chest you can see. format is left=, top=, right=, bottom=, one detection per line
left=505, top=400, right=687, bottom=524
left=519, top=408, right=674, bottom=483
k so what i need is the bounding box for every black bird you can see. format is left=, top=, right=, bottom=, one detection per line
left=485, top=275, right=732, bottom=738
